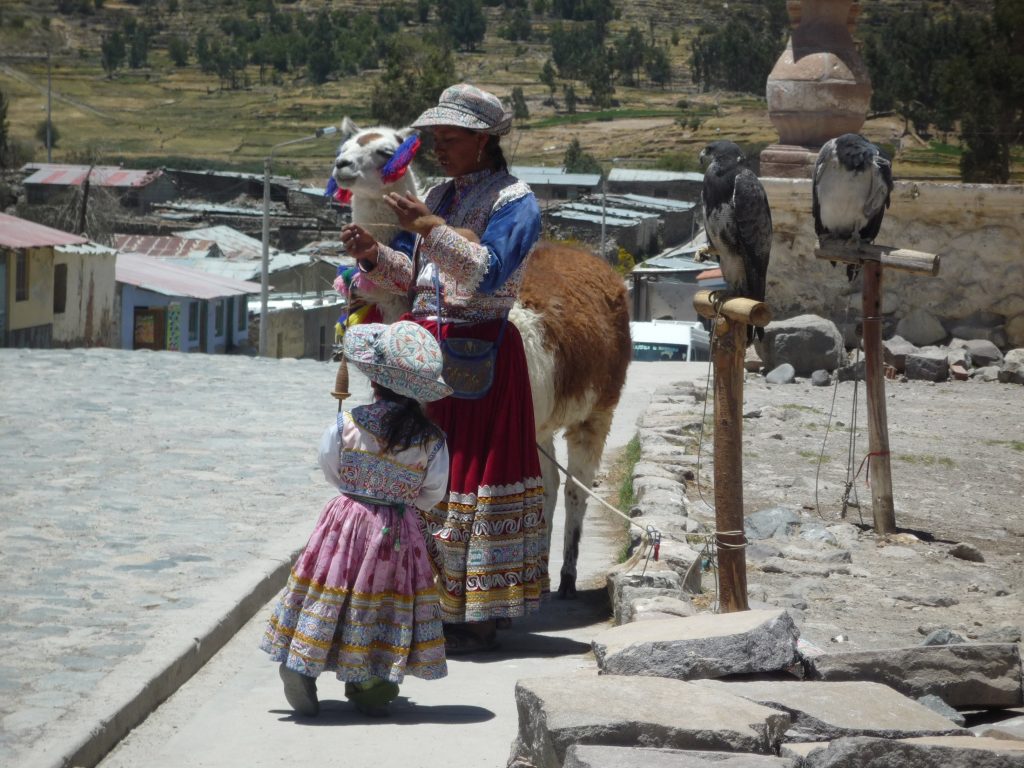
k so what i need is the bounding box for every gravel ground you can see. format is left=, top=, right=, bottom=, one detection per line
left=720, top=374, right=1024, bottom=651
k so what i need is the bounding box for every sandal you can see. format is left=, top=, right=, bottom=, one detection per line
left=444, top=627, right=501, bottom=656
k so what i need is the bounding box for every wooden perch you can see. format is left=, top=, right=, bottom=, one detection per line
left=694, top=290, right=773, bottom=328
left=814, top=241, right=940, bottom=276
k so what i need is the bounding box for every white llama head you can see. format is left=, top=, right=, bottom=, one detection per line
left=331, top=117, right=420, bottom=198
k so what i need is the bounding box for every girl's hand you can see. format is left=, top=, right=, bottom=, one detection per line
left=384, top=192, right=433, bottom=236
left=340, top=224, right=380, bottom=266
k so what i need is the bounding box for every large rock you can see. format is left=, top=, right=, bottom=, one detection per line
left=745, top=507, right=803, bottom=540
left=897, top=309, right=948, bottom=347
left=694, top=679, right=968, bottom=741
left=799, top=735, right=1024, bottom=767
left=805, top=643, right=1023, bottom=708
left=953, top=338, right=1004, bottom=366
left=508, top=675, right=791, bottom=768
left=592, top=609, right=799, bottom=680
left=999, top=349, right=1024, bottom=385
left=563, top=745, right=797, bottom=768
left=905, top=349, right=950, bottom=381
left=882, top=334, right=918, bottom=372
left=763, top=315, right=844, bottom=376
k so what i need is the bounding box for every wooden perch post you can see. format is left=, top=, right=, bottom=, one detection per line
left=694, top=289, right=773, bottom=613
left=814, top=240, right=941, bottom=535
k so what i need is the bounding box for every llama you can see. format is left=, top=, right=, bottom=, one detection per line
left=332, top=117, right=632, bottom=598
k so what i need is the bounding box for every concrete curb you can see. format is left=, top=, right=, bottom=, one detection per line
left=44, top=547, right=302, bottom=768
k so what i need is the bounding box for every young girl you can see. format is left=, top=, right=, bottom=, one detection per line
left=260, top=321, right=452, bottom=717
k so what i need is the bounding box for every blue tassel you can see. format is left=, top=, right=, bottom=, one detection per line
left=379, top=133, right=421, bottom=184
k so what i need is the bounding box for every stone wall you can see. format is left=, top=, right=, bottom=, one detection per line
left=762, top=180, right=1024, bottom=348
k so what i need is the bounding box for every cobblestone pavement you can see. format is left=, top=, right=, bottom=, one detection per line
left=0, top=347, right=372, bottom=768
left=2, top=347, right=705, bottom=768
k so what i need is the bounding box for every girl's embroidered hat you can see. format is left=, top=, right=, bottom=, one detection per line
left=343, top=321, right=453, bottom=402
left=412, top=83, right=513, bottom=136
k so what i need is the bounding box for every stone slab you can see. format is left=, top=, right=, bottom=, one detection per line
left=694, top=679, right=967, bottom=741
left=805, top=643, right=1023, bottom=708
left=509, top=674, right=791, bottom=768
left=592, top=609, right=799, bottom=680
left=563, top=745, right=797, bottom=768
left=801, top=735, right=1024, bottom=767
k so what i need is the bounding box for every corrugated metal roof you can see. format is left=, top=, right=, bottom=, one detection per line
left=114, top=234, right=219, bottom=259
left=511, top=166, right=602, bottom=187
left=57, top=242, right=118, bottom=256
left=548, top=209, right=642, bottom=226
left=117, top=252, right=261, bottom=299
left=0, top=212, right=88, bottom=248
left=553, top=202, right=658, bottom=222
left=609, top=168, right=704, bottom=183
left=510, top=165, right=567, bottom=176
left=613, top=194, right=696, bottom=211
left=22, top=164, right=164, bottom=188
left=633, top=231, right=715, bottom=273
left=157, top=201, right=262, bottom=217
left=174, top=225, right=279, bottom=260
left=178, top=252, right=313, bottom=282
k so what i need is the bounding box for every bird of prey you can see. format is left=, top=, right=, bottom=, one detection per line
left=812, top=133, right=894, bottom=280
left=699, top=140, right=773, bottom=343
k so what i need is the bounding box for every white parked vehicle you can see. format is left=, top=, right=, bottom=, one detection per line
left=629, top=319, right=711, bottom=362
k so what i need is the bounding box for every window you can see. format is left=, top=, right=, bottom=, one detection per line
left=53, top=263, right=68, bottom=314
left=214, top=300, right=224, bottom=336
left=188, top=302, right=199, bottom=342
left=15, top=253, right=28, bottom=301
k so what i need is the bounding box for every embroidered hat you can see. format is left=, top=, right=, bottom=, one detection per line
left=344, top=321, right=453, bottom=402
left=412, top=83, right=513, bottom=136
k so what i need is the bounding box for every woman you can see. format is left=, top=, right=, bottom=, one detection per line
left=339, top=83, right=546, bottom=654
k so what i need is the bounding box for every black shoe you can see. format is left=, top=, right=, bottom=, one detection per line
left=279, top=663, right=319, bottom=716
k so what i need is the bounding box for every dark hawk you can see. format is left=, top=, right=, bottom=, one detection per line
left=813, top=133, right=894, bottom=279
left=699, top=140, right=773, bottom=343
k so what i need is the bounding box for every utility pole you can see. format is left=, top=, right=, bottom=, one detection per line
left=46, top=47, right=52, bottom=163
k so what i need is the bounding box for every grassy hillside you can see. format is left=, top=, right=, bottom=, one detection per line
left=0, top=0, right=1013, bottom=184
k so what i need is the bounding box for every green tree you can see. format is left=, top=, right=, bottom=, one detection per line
left=371, top=34, right=455, bottom=126
left=36, top=119, right=60, bottom=149
left=499, top=7, right=532, bottom=41
left=563, top=137, right=601, bottom=173
left=539, top=59, right=557, bottom=100
left=306, top=10, right=335, bottom=84
left=511, top=86, right=529, bottom=120
left=614, top=26, right=645, bottom=86
left=563, top=83, right=577, bottom=113
left=690, top=2, right=786, bottom=94
left=438, top=0, right=486, bottom=51
left=100, top=31, right=126, bottom=78
left=585, top=52, right=615, bottom=108
left=0, top=90, right=9, bottom=168
left=168, top=34, right=190, bottom=66
left=645, top=45, right=671, bottom=87
left=128, top=23, right=151, bottom=69
left=195, top=30, right=214, bottom=73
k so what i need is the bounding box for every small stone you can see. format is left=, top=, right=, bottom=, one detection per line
left=766, top=364, right=796, bottom=385
left=811, top=369, right=831, bottom=386
left=922, top=629, right=967, bottom=646
left=917, top=694, right=967, bottom=726
left=950, top=542, right=986, bottom=563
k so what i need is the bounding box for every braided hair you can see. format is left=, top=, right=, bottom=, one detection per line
left=372, top=383, right=441, bottom=453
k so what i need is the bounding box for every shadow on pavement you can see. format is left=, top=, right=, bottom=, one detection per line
left=272, top=698, right=495, bottom=725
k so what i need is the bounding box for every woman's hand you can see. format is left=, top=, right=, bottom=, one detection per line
left=384, top=192, right=437, bottom=237
left=340, top=224, right=380, bottom=267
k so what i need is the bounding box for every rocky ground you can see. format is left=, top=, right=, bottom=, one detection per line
left=630, top=370, right=1024, bottom=654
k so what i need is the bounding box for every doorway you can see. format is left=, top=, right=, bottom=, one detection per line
left=133, top=307, right=166, bottom=350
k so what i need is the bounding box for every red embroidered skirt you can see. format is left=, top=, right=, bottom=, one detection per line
left=415, top=317, right=549, bottom=623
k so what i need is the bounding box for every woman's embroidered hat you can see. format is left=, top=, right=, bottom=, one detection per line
left=344, top=321, right=453, bottom=402
left=412, top=83, right=513, bottom=136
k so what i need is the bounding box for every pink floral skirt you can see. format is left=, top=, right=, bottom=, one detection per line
left=259, top=495, right=447, bottom=683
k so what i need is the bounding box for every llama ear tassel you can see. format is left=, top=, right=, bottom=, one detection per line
left=379, top=133, right=422, bottom=184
